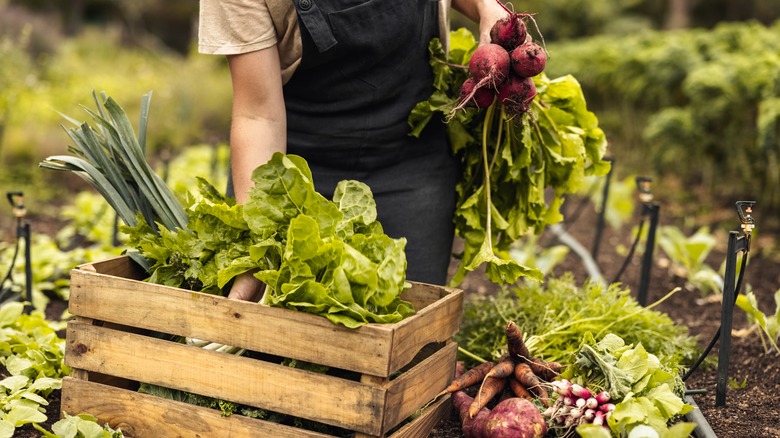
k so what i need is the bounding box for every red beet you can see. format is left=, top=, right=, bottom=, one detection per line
left=497, top=75, right=536, bottom=115
left=460, top=77, right=497, bottom=109
left=490, top=14, right=528, bottom=51
left=510, top=42, right=547, bottom=78
left=468, top=43, right=510, bottom=86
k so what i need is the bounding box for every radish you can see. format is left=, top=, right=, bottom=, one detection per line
left=510, top=42, right=547, bottom=78
left=496, top=74, right=536, bottom=115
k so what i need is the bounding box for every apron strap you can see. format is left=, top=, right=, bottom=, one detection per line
left=268, top=0, right=337, bottom=53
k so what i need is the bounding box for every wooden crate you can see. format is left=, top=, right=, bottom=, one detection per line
left=61, top=255, right=464, bottom=437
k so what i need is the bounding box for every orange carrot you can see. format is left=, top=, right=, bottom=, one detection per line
left=505, top=321, right=531, bottom=362
left=528, top=357, right=562, bottom=381
left=507, top=377, right=534, bottom=400
left=438, top=360, right=494, bottom=397
left=469, top=375, right=508, bottom=418
left=514, top=362, right=550, bottom=406
left=484, top=355, right=516, bottom=380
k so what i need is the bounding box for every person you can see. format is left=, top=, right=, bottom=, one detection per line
left=198, top=0, right=508, bottom=301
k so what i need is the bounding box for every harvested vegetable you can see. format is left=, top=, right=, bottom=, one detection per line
left=470, top=375, right=509, bottom=418
left=439, top=360, right=496, bottom=397
left=483, top=398, right=547, bottom=438
left=453, top=390, right=491, bottom=438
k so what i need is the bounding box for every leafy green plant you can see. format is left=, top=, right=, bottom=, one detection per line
left=34, top=413, right=124, bottom=438
left=456, top=274, right=699, bottom=374
left=410, top=28, right=611, bottom=286
left=735, top=289, right=780, bottom=354
left=657, top=225, right=722, bottom=295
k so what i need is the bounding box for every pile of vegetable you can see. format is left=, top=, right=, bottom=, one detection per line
left=440, top=321, right=559, bottom=437
left=40, top=93, right=413, bottom=329
left=409, top=5, right=611, bottom=287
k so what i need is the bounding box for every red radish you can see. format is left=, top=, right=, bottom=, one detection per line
left=490, top=13, right=528, bottom=51
left=510, top=42, right=547, bottom=78
left=595, top=390, right=611, bottom=404
left=497, top=74, right=536, bottom=115
left=460, top=77, right=496, bottom=109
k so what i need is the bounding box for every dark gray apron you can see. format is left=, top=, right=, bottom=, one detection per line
left=287, top=0, right=459, bottom=285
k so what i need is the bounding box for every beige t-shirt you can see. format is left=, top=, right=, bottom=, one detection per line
left=198, top=0, right=451, bottom=85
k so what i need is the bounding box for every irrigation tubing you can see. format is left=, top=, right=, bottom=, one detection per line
left=682, top=250, right=749, bottom=382
left=611, top=218, right=645, bottom=284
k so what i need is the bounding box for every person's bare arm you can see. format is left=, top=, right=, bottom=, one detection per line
left=225, top=47, right=286, bottom=300
left=227, top=47, right=287, bottom=205
left=451, top=0, right=509, bottom=44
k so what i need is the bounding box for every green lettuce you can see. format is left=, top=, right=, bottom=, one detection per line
left=123, top=153, right=413, bottom=328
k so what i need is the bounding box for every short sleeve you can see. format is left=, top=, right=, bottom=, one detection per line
left=198, top=0, right=277, bottom=55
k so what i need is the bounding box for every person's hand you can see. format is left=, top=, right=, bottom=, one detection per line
left=477, top=0, right=510, bottom=45
left=228, top=270, right=265, bottom=302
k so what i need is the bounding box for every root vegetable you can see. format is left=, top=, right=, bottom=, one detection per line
left=460, top=77, right=497, bottom=109
left=513, top=362, right=549, bottom=406
left=485, top=355, right=517, bottom=380
left=468, top=43, right=510, bottom=86
left=497, top=74, right=536, bottom=116
left=438, top=360, right=495, bottom=397
left=505, top=321, right=531, bottom=362
left=489, top=13, right=528, bottom=51
left=470, top=375, right=508, bottom=418
left=508, top=378, right=534, bottom=401
left=510, top=42, right=547, bottom=77
left=453, top=390, right=491, bottom=438
left=528, top=357, right=562, bottom=381
left=483, top=397, right=548, bottom=438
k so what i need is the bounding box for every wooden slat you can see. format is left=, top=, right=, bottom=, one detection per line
left=61, top=377, right=335, bottom=438
left=388, top=394, right=452, bottom=438
left=381, top=342, right=458, bottom=433
left=64, top=320, right=387, bottom=435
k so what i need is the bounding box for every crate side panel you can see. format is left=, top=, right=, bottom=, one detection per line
left=61, top=377, right=335, bottom=438
left=381, top=341, right=458, bottom=433
left=68, top=267, right=396, bottom=376
left=386, top=288, right=463, bottom=374
left=64, top=321, right=387, bottom=435
left=388, top=394, right=452, bottom=438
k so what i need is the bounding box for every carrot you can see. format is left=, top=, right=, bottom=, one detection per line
left=438, top=360, right=495, bottom=397
left=484, top=354, right=516, bottom=380
left=454, top=360, right=466, bottom=380
left=505, top=321, right=531, bottom=362
left=528, top=357, right=562, bottom=382
left=507, top=377, right=534, bottom=401
left=514, top=362, right=550, bottom=406
left=469, top=375, right=508, bottom=418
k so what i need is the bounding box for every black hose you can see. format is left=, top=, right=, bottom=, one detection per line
left=682, top=249, right=749, bottom=382
left=611, top=218, right=645, bottom=284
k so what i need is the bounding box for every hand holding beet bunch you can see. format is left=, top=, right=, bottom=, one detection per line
left=454, top=3, right=547, bottom=116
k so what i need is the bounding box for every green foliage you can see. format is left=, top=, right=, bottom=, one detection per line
left=568, top=334, right=695, bottom=438
left=545, top=21, right=780, bottom=209
left=410, top=29, right=611, bottom=286
left=735, top=288, right=780, bottom=354
left=34, top=413, right=124, bottom=438
left=657, top=225, right=723, bottom=295
left=456, top=274, right=699, bottom=374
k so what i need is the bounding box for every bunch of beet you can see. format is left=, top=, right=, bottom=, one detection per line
left=439, top=321, right=562, bottom=437
left=454, top=5, right=547, bottom=116
left=544, top=379, right=615, bottom=432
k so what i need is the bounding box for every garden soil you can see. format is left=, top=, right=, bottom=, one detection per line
left=10, top=196, right=780, bottom=438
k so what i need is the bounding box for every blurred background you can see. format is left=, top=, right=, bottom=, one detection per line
left=1, top=0, right=779, bottom=227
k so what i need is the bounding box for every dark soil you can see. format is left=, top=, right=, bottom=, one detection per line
left=9, top=195, right=780, bottom=438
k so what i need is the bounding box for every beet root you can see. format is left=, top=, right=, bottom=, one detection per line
left=483, top=397, right=548, bottom=438
left=497, top=75, right=537, bottom=115
left=490, top=14, right=528, bottom=51
left=510, top=42, right=547, bottom=78
left=460, top=77, right=497, bottom=109
left=468, top=43, right=510, bottom=86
